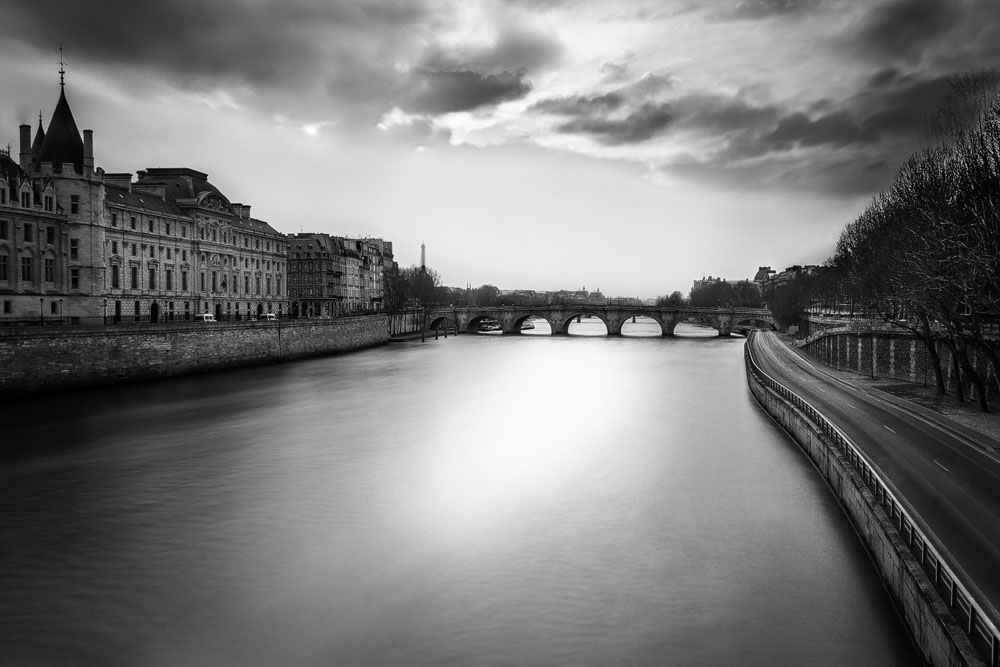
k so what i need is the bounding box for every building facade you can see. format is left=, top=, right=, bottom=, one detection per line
left=287, top=234, right=394, bottom=317
left=1, top=77, right=287, bottom=323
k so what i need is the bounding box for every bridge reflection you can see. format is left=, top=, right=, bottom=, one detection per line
left=427, top=305, right=778, bottom=337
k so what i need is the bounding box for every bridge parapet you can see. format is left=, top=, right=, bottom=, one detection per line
left=430, top=305, right=776, bottom=337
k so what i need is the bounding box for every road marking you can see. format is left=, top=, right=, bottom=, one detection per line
left=815, top=386, right=827, bottom=393
left=845, top=404, right=856, bottom=409
left=933, top=460, right=950, bottom=472
left=883, top=425, right=896, bottom=433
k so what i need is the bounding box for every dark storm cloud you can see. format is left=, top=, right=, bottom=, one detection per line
left=766, top=110, right=872, bottom=148
left=529, top=93, right=626, bottom=116
left=403, top=69, right=533, bottom=114
left=557, top=102, right=674, bottom=144
left=419, top=22, right=563, bottom=75
left=848, top=0, right=1000, bottom=70
left=1, top=0, right=427, bottom=88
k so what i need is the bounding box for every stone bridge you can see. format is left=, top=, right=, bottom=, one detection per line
left=426, top=305, right=777, bottom=336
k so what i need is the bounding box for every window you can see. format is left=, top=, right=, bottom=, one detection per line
left=211, top=271, right=217, bottom=291
left=130, top=216, right=136, bottom=230
left=182, top=271, right=188, bottom=290
left=131, top=243, right=136, bottom=257
left=71, top=268, right=79, bottom=290
left=130, top=265, right=138, bottom=289
left=150, top=246, right=155, bottom=258
left=111, top=240, right=118, bottom=255
left=182, top=250, right=187, bottom=261
left=21, top=191, right=30, bottom=207
left=21, top=256, right=32, bottom=281
left=200, top=272, right=205, bottom=291
left=166, top=269, right=173, bottom=290
left=149, top=268, right=156, bottom=289
left=0, top=188, right=6, bottom=204
left=212, top=229, right=217, bottom=242
left=256, top=239, right=260, bottom=249
left=24, top=225, right=32, bottom=243
left=166, top=248, right=171, bottom=259
left=134, top=300, right=141, bottom=322
left=70, top=238, right=78, bottom=260
left=0, top=254, right=7, bottom=281
left=2, top=300, right=9, bottom=313
left=50, top=301, right=58, bottom=315
left=148, top=220, right=154, bottom=233
left=44, top=258, right=54, bottom=282
left=111, top=213, right=118, bottom=227
left=44, top=195, right=53, bottom=212
left=182, top=225, right=187, bottom=238
left=70, top=195, right=79, bottom=214
left=46, top=226, right=55, bottom=245
left=245, top=275, right=250, bottom=293
left=0, top=220, right=6, bottom=239
left=112, top=265, right=120, bottom=288
left=165, top=222, right=171, bottom=236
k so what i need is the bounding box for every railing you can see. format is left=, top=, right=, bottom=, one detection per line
left=745, top=331, right=999, bottom=666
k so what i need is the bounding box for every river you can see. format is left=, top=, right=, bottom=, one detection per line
left=0, top=323, right=916, bottom=666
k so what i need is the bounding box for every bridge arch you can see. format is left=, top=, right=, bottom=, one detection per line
left=429, top=316, right=457, bottom=332
left=466, top=313, right=501, bottom=334
left=559, top=312, right=610, bottom=336
left=513, top=314, right=551, bottom=335
left=734, top=317, right=778, bottom=331
left=618, top=312, right=674, bottom=337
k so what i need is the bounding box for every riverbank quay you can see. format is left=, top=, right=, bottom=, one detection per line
left=0, top=315, right=388, bottom=397
left=745, top=331, right=998, bottom=667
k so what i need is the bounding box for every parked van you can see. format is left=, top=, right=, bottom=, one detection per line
left=258, top=312, right=277, bottom=321
left=193, top=313, right=216, bottom=322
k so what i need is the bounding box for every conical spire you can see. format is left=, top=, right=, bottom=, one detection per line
left=38, top=61, right=84, bottom=172
left=30, top=112, right=45, bottom=156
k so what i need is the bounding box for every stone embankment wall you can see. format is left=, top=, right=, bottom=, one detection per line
left=745, top=341, right=988, bottom=667
left=0, top=315, right=388, bottom=396
left=800, top=330, right=998, bottom=402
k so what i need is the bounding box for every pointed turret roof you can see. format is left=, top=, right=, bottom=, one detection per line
left=38, top=86, right=84, bottom=172
left=30, top=113, right=45, bottom=156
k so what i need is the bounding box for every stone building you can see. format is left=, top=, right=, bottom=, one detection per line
left=287, top=233, right=393, bottom=317
left=0, top=73, right=287, bottom=323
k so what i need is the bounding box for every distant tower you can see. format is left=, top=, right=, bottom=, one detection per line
left=420, top=242, right=426, bottom=271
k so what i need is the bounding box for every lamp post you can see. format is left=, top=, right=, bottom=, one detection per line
left=39, top=297, right=44, bottom=325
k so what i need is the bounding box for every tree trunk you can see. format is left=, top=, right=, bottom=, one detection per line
left=918, top=313, right=947, bottom=395
left=957, top=337, right=989, bottom=412
left=975, top=338, right=1000, bottom=402
left=946, top=339, right=966, bottom=402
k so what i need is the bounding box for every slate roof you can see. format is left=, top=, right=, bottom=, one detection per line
left=105, top=184, right=188, bottom=217
left=135, top=167, right=230, bottom=205
left=38, top=87, right=84, bottom=172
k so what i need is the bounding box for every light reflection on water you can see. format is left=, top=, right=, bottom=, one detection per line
left=0, top=332, right=915, bottom=666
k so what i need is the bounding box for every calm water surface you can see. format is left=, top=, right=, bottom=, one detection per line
left=0, top=325, right=916, bottom=665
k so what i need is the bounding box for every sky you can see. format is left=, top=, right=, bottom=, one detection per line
left=2, top=0, right=999, bottom=299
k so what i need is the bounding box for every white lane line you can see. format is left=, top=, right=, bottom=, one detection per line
left=845, top=404, right=856, bottom=409
left=883, top=425, right=896, bottom=433
left=933, top=460, right=950, bottom=472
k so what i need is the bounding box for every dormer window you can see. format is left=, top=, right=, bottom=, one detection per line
left=44, top=195, right=54, bottom=212
left=70, top=195, right=79, bottom=215
left=21, top=191, right=30, bottom=208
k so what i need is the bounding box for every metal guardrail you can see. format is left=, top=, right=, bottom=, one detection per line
left=745, top=331, right=999, bottom=666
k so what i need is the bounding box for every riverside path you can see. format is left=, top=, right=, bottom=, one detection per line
left=749, top=331, right=1000, bottom=657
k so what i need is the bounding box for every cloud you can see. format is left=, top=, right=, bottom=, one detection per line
left=420, top=21, right=563, bottom=74
left=721, top=0, right=826, bottom=20
left=557, top=102, right=674, bottom=144
left=402, top=69, right=533, bottom=114
left=530, top=93, right=625, bottom=116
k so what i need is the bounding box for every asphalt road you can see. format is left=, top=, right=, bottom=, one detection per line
left=748, top=331, right=1000, bottom=620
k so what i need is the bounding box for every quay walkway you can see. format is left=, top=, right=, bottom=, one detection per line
left=748, top=331, right=1000, bottom=666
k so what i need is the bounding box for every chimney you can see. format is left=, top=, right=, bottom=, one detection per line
left=19, top=124, right=32, bottom=170
left=104, top=173, right=133, bottom=191
left=83, top=130, right=94, bottom=171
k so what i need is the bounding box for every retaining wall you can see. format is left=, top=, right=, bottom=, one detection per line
left=0, top=315, right=389, bottom=396
left=800, top=331, right=998, bottom=403
left=745, top=340, right=989, bottom=667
